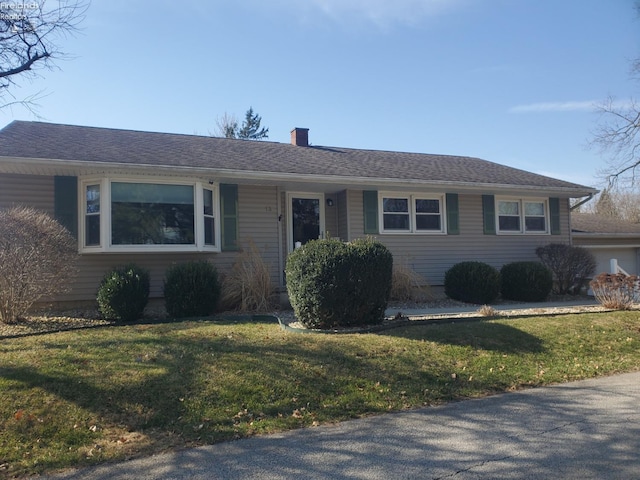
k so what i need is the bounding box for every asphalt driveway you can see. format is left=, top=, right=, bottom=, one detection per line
left=42, top=371, right=640, bottom=480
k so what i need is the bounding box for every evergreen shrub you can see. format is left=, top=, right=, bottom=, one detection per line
left=444, top=261, right=500, bottom=304
left=285, top=238, right=393, bottom=329
left=97, top=264, right=150, bottom=322
left=500, top=261, right=552, bottom=302
left=164, top=261, right=220, bottom=318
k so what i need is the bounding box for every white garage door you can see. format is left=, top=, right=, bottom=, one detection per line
left=589, top=247, right=639, bottom=276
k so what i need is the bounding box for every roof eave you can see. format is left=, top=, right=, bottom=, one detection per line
left=0, top=156, right=597, bottom=197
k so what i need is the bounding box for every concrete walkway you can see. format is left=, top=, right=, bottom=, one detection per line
left=42, top=371, right=640, bottom=480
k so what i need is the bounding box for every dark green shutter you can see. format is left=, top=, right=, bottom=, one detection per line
left=550, top=197, right=561, bottom=235
left=363, top=190, right=379, bottom=234
left=482, top=195, right=496, bottom=235
left=54, top=176, right=78, bottom=238
left=446, top=193, right=459, bottom=235
left=220, top=184, right=238, bottom=251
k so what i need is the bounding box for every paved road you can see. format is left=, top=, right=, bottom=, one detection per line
left=42, top=371, right=640, bottom=480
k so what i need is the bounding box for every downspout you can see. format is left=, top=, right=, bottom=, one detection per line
left=276, top=186, right=284, bottom=290
left=569, top=193, right=595, bottom=246
left=570, top=193, right=595, bottom=211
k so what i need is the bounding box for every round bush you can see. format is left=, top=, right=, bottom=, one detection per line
left=97, top=264, right=150, bottom=322
left=164, top=261, right=221, bottom=318
left=444, top=261, right=500, bottom=304
left=285, top=238, right=393, bottom=329
left=500, top=261, right=552, bottom=302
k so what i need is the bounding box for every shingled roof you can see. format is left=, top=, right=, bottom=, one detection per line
left=0, top=121, right=596, bottom=196
left=572, top=213, right=640, bottom=235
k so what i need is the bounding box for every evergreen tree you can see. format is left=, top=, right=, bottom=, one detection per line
left=214, top=107, right=269, bottom=140
left=237, top=107, right=269, bottom=140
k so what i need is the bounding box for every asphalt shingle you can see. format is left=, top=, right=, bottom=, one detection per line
left=0, top=121, right=594, bottom=192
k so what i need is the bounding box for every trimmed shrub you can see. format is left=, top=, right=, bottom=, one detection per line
left=0, top=206, right=78, bottom=324
left=164, top=261, right=221, bottom=318
left=590, top=273, right=639, bottom=310
left=500, top=261, right=552, bottom=302
left=536, top=243, right=596, bottom=295
left=285, top=238, right=393, bottom=329
left=97, top=264, right=150, bottom=322
left=444, top=261, right=500, bottom=304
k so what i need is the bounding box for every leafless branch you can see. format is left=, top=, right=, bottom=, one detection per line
left=0, top=0, right=88, bottom=111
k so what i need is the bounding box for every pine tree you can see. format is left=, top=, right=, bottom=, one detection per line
left=214, top=107, right=269, bottom=140
left=237, top=107, right=269, bottom=140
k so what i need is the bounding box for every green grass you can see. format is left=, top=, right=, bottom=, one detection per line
left=1, top=311, right=640, bottom=478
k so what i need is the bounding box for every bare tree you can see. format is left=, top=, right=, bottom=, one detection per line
left=593, top=93, right=640, bottom=188
left=0, top=0, right=87, bottom=112
left=214, top=112, right=239, bottom=138
left=213, top=107, right=269, bottom=140
left=592, top=3, right=640, bottom=188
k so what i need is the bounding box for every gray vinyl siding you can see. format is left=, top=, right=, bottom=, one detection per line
left=325, top=193, right=338, bottom=240
left=0, top=173, right=54, bottom=213
left=234, top=184, right=281, bottom=286
left=348, top=191, right=571, bottom=285
left=65, top=184, right=282, bottom=301
left=1, top=174, right=282, bottom=302
left=336, top=190, right=349, bottom=241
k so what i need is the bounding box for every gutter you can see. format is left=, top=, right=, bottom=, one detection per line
left=570, top=193, right=596, bottom=211
left=0, top=156, right=598, bottom=197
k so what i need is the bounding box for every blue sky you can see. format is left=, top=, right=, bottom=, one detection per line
left=1, top=0, right=638, bottom=189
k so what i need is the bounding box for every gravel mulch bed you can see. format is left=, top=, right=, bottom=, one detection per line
left=0, top=294, right=619, bottom=339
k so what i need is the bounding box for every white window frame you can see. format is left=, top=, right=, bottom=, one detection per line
left=379, top=192, right=446, bottom=235
left=496, top=197, right=550, bottom=235
left=79, top=177, right=221, bottom=253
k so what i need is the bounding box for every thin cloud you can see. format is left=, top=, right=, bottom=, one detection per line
left=509, top=101, right=598, bottom=114
left=307, top=0, right=463, bottom=26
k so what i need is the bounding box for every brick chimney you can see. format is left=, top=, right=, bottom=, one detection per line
left=290, top=127, right=309, bottom=147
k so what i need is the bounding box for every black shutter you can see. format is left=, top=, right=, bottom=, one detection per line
left=363, top=190, right=379, bottom=234
left=220, top=184, right=239, bottom=251
left=482, top=195, right=496, bottom=235
left=446, top=193, right=459, bottom=235
left=54, top=176, right=78, bottom=238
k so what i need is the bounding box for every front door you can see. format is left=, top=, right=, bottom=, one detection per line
left=288, top=193, right=325, bottom=251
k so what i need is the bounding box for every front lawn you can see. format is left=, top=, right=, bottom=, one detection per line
left=1, top=311, right=639, bottom=478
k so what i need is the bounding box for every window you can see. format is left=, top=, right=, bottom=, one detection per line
left=382, top=197, right=410, bottom=231
left=415, top=199, right=441, bottom=231
left=80, top=178, right=219, bottom=252
left=203, top=188, right=215, bottom=246
left=85, top=184, right=101, bottom=246
left=111, top=182, right=195, bottom=245
left=380, top=194, right=445, bottom=234
left=524, top=201, right=546, bottom=232
left=497, top=198, right=548, bottom=234
left=498, top=200, right=520, bottom=232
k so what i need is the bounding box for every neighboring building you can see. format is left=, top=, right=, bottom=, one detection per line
left=0, top=121, right=597, bottom=303
left=572, top=212, right=640, bottom=276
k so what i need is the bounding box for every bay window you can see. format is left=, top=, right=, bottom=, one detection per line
left=80, top=178, right=219, bottom=252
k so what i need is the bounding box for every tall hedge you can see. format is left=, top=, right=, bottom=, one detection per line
left=285, top=238, right=393, bottom=329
